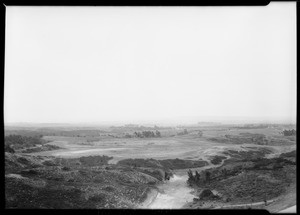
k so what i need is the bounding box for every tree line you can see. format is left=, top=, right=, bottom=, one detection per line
left=187, top=169, right=212, bottom=187
left=5, top=134, right=46, bottom=151
left=282, top=129, right=296, bottom=136
left=125, top=130, right=161, bottom=138
left=187, top=167, right=238, bottom=187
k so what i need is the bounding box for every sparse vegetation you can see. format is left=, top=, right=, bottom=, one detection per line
left=210, top=155, right=227, bottom=165
left=5, top=152, right=162, bottom=209
left=186, top=148, right=296, bottom=208
left=21, top=144, right=62, bottom=153
left=5, top=123, right=296, bottom=210
left=208, top=133, right=268, bottom=145
left=118, top=158, right=208, bottom=171
left=5, top=135, right=48, bottom=150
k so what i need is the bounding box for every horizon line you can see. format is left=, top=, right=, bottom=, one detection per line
left=4, top=118, right=296, bottom=127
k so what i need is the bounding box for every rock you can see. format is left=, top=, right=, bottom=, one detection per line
left=199, top=189, right=215, bottom=200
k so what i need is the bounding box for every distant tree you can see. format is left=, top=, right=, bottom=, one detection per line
left=142, top=131, right=150, bottom=138
left=198, top=131, right=203, bottom=137
left=151, top=131, right=155, bottom=137
left=125, top=133, right=132, bottom=138
left=195, top=171, right=201, bottom=182
left=187, top=169, right=194, bottom=185
left=134, top=132, right=143, bottom=138
left=155, top=130, right=161, bottom=137
left=283, top=129, right=296, bottom=136
left=5, top=135, right=45, bottom=150
left=205, top=171, right=211, bottom=184
left=133, top=130, right=160, bottom=138
left=177, top=129, right=189, bottom=136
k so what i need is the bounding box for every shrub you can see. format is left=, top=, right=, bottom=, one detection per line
left=5, top=144, right=15, bottom=153
left=42, top=160, right=57, bottom=166
left=5, top=135, right=46, bottom=150
left=199, top=189, right=214, bottom=200
left=282, top=129, right=296, bottom=136
left=210, top=156, right=227, bottom=165
left=62, top=166, right=70, bottom=171
left=103, top=186, right=114, bottom=192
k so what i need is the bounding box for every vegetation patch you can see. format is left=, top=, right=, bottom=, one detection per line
left=5, top=135, right=49, bottom=150
left=118, top=158, right=208, bottom=171
left=21, top=144, right=63, bottom=153
left=5, top=152, right=163, bottom=209
left=54, top=155, right=113, bottom=167
left=282, top=129, right=296, bottom=136
left=186, top=150, right=296, bottom=206
left=210, top=155, right=227, bottom=165
left=207, top=133, right=269, bottom=145
left=222, top=147, right=273, bottom=160
left=160, top=158, right=208, bottom=170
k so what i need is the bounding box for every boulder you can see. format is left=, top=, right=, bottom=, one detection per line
left=199, top=189, right=215, bottom=200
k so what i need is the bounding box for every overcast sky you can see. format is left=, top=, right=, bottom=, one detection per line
left=5, top=3, right=296, bottom=125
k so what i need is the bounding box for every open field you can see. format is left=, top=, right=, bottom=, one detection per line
left=22, top=127, right=295, bottom=164
left=29, top=136, right=234, bottom=163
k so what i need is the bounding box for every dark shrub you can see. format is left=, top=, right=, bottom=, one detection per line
left=282, top=129, right=296, bottom=136
left=5, top=144, right=15, bottom=153
left=199, top=189, right=215, bottom=200
left=103, top=186, right=114, bottom=192
left=210, top=156, right=227, bottom=165
left=17, top=157, right=30, bottom=165
left=89, top=194, right=106, bottom=203
left=62, top=166, right=70, bottom=171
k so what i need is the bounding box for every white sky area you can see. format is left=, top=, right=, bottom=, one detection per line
left=4, top=3, right=296, bottom=125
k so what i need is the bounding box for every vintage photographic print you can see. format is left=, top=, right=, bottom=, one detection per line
left=4, top=2, right=296, bottom=212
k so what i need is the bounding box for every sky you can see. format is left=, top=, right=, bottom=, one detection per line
left=4, top=3, right=296, bottom=125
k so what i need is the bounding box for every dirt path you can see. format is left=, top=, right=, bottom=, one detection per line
left=140, top=162, right=221, bottom=209
left=138, top=189, right=159, bottom=209
left=145, top=174, right=195, bottom=209
left=278, top=205, right=296, bottom=213
left=214, top=199, right=277, bottom=209
left=264, top=183, right=297, bottom=213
